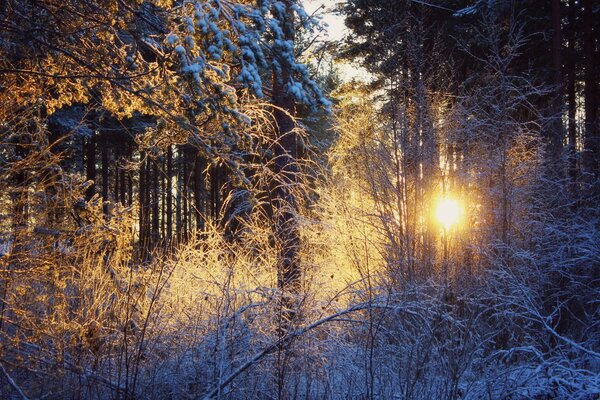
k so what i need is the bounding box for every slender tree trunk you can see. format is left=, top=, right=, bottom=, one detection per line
left=550, top=0, right=564, bottom=160
left=211, top=164, right=219, bottom=222
left=161, top=157, right=166, bottom=240
left=568, top=0, right=577, bottom=184
left=85, top=134, right=96, bottom=200
left=120, top=156, right=126, bottom=205
left=152, top=160, right=159, bottom=245
left=139, top=152, right=148, bottom=255
left=114, top=144, right=120, bottom=204
left=101, top=132, right=109, bottom=213
left=166, top=146, right=173, bottom=240
left=583, top=0, right=598, bottom=177
left=176, top=147, right=182, bottom=242
left=182, top=153, right=188, bottom=240
left=193, top=154, right=204, bottom=230
left=127, top=144, right=133, bottom=206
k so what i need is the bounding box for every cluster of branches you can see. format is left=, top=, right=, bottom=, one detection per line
left=0, top=0, right=598, bottom=399
left=310, top=0, right=600, bottom=397
left=0, top=0, right=335, bottom=397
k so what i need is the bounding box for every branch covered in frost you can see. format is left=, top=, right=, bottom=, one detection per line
left=0, top=361, right=29, bottom=400
left=202, top=299, right=415, bottom=399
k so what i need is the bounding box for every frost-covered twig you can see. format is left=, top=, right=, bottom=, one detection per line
left=202, top=299, right=412, bottom=399
left=0, top=361, right=30, bottom=400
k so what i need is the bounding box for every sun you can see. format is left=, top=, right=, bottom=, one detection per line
left=436, top=197, right=463, bottom=230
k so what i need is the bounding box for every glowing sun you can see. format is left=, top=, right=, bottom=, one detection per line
left=436, top=197, right=463, bottom=230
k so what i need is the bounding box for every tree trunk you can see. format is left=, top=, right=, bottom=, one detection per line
left=182, top=151, right=189, bottom=240
left=583, top=0, right=598, bottom=177
left=139, top=152, right=148, bottom=255
left=120, top=156, right=126, bottom=205
left=567, top=0, right=577, bottom=185
left=127, top=143, right=133, bottom=206
left=161, top=157, right=166, bottom=240
left=550, top=0, right=564, bottom=160
left=176, top=147, right=182, bottom=242
left=85, top=134, right=96, bottom=200
left=114, top=144, right=120, bottom=204
left=101, top=132, right=109, bottom=213
left=166, top=146, right=173, bottom=240
left=193, top=154, right=204, bottom=230
left=211, top=163, right=219, bottom=222
left=152, top=160, right=160, bottom=245
left=271, top=0, right=300, bottom=294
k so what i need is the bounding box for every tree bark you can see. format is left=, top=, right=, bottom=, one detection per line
left=271, top=0, right=300, bottom=294
left=114, top=144, right=120, bottom=204
left=166, top=146, right=173, bottom=240
left=567, top=0, right=577, bottom=184
left=139, top=152, right=148, bottom=255
left=550, top=0, right=564, bottom=160
left=101, top=132, right=109, bottom=213
left=211, top=163, right=219, bottom=222
left=85, top=134, right=96, bottom=201
left=583, top=0, right=598, bottom=177
left=120, top=155, right=126, bottom=205
left=176, top=147, right=182, bottom=242
left=193, top=154, right=204, bottom=230
left=152, top=160, right=159, bottom=245
left=182, top=151, right=189, bottom=240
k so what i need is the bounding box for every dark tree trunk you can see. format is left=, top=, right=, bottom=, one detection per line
left=101, top=132, right=109, bottom=213
left=568, top=0, right=578, bottom=184
left=161, top=157, right=166, bottom=240
left=176, top=147, right=182, bottom=242
left=85, top=134, right=96, bottom=201
left=550, top=0, right=564, bottom=160
left=193, top=154, right=205, bottom=230
left=583, top=0, right=598, bottom=177
left=127, top=143, right=133, bottom=206
left=166, top=146, right=173, bottom=240
left=139, top=152, right=148, bottom=255
left=152, top=160, right=159, bottom=245
left=211, top=164, right=219, bottom=222
left=120, top=152, right=127, bottom=205
left=182, top=151, right=189, bottom=240
left=114, top=144, right=120, bottom=204
left=271, top=0, right=300, bottom=293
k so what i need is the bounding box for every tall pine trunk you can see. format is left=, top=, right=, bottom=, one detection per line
left=271, top=0, right=300, bottom=293
left=166, top=146, right=173, bottom=240
left=85, top=134, right=96, bottom=201
left=101, top=132, right=109, bottom=213
left=583, top=0, right=598, bottom=177
left=550, top=0, right=564, bottom=161
left=567, top=0, right=577, bottom=185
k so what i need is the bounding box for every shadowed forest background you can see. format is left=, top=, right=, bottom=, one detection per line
left=0, top=0, right=599, bottom=398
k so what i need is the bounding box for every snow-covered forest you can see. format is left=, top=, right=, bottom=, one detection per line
left=0, top=0, right=599, bottom=398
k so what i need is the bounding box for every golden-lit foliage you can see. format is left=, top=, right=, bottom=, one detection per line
left=304, top=82, right=386, bottom=297
left=2, top=194, right=138, bottom=353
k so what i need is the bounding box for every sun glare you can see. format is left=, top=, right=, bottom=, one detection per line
left=436, top=197, right=463, bottom=230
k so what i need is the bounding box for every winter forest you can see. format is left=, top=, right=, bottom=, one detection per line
left=0, top=0, right=599, bottom=398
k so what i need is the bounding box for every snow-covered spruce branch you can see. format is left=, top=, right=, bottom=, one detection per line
left=202, top=299, right=415, bottom=399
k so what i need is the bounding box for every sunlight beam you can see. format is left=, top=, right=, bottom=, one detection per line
left=436, top=197, right=462, bottom=230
